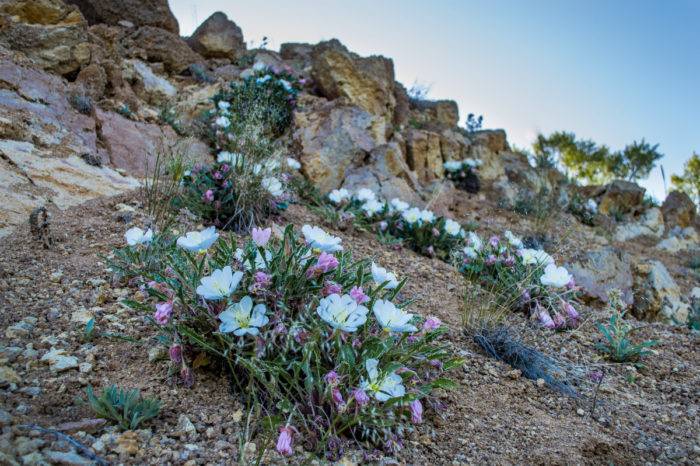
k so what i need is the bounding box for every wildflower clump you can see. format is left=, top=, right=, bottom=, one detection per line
left=324, top=188, right=468, bottom=260
left=459, top=230, right=580, bottom=330
left=443, top=158, right=482, bottom=193
left=115, top=224, right=459, bottom=454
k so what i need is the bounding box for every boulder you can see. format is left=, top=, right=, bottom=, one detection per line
left=614, top=208, right=664, bottom=242
left=0, top=0, right=90, bottom=76
left=470, top=144, right=505, bottom=182
left=311, top=39, right=395, bottom=136
left=595, top=180, right=645, bottom=215
left=661, top=190, right=696, bottom=229
left=293, top=97, right=382, bottom=193
left=187, top=12, right=246, bottom=61
left=470, top=129, right=508, bottom=153
left=405, top=128, right=444, bottom=183
left=656, top=226, right=699, bottom=253
left=123, top=59, right=176, bottom=105
left=65, top=0, right=179, bottom=34
left=632, top=260, right=689, bottom=324
left=129, top=26, right=204, bottom=74
left=567, top=247, right=634, bottom=305
left=409, top=99, right=460, bottom=128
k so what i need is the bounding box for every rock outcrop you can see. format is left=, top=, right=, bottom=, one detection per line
left=568, top=247, right=634, bottom=304
left=661, top=190, right=696, bottom=229
left=65, top=0, right=179, bottom=34
left=614, top=208, right=665, bottom=242
left=186, top=12, right=246, bottom=61
left=595, top=180, right=645, bottom=215
left=0, top=0, right=90, bottom=76
left=128, top=26, right=204, bottom=74
left=632, top=260, right=689, bottom=324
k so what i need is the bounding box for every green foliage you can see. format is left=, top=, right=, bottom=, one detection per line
left=671, top=153, right=700, bottom=206
left=113, top=225, right=459, bottom=452
left=533, top=132, right=664, bottom=184
left=83, top=318, right=95, bottom=342
left=596, top=290, right=657, bottom=364
left=465, top=113, right=483, bottom=133
left=86, top=385, right=161, bottom=431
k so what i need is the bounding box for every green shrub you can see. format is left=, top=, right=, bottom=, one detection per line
left=114, top=224, right=459, bottom=453
left=596, top=290, right=657, bottom=364
left=86, top=385, right=161, bottom=431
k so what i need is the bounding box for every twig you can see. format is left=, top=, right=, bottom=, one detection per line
left=589, top=370, right=605, bottom=417
left=18, top=424, right=109, bottom=466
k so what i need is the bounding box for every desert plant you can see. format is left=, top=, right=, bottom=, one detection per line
left=86, top=385, right=161, bottom=431
left=596, top=290, right=657, bottom=364
left=114, top=224, right=459, bottom=454
left=567, top=192, right=598, bottom=226
left=671, top=153, right=700, bottom=207
left=443, top=159, right=481, bottom=193
left=407, top=80, right=431, bottom=100
left=465, top=113, right=483, bottom=133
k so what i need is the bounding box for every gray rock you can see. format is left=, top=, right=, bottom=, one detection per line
left=567, top=247, right=633, bottom=304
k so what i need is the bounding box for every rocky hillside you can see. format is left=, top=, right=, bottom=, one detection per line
left=0, top=1, right=698, bottom=465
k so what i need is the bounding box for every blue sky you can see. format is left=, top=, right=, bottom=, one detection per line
left=170, top=0, right=699, bottom=199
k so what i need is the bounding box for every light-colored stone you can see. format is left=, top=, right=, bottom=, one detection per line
left=615, top=208, right=665, bottom=242
left=568, top=247, right=634, bottom=304
left=632, top=260, right=689, bottom=323
left=41, top=348, right=79, bottom=372
left=125, top=60, right=176, bottom=105
left=405, top=128, right=444, bottom=183
left=71, top=308, right=94, bottom=325
left=0, top=366, right=20, bottom=385
left=657, top=227, right=699, bottom=253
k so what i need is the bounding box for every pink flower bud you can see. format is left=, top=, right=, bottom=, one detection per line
left=537, top=308, right=555, bottom=329
left=331, top=387, right=345, bottom=409
left=254, top=271, right=272, bottom=287
left=154, top=301, right=173, bottom=325
left=552, top=312, right=566, bottom=329
left=349, top=286, right=369, bottom=304
left=562, top=301, right=580, bottom=326
left=169, top=344, right=182, bottom=363
left=324, top=371, right=340, bottom=386
left=353, top=388, right=370, bottom=407
left=202, top=189, right=214, bottom=203
left=409, top=399, right=423, bottom=424
left=276, top=426, right=293, bottom=456
left=315, top=252, right=339, bottom=273
left=322, top=281, right=342, bottom=296
left=422, top=316, right=441, bottom=331
left=251, top=227, right=272, bottom=247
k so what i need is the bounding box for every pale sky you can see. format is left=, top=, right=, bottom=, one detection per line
left=170, top=0, right=700, bottom=200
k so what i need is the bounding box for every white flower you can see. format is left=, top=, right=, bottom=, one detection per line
left=278, top=79, right=293, bottom=92
left=373, top=299, right=416, bottom=333
left=540, top=263, right=573, bottom=288
left=328, top=188, right=350, bottom=204
left=218, top=296, right=268, bottom=336
left=125, top=227, right=153, bottom=246
left=217, top=151, right=242, bottom=165
left=217, top=101, right=230, bottom=111
left=504, top=230, right=524, bottom=249
left=262, top=177, right=284, bottom=197
left=360, top=359, right=405, bottom=402
left=389, top=198, right=409, bottom=212
left=301, top=225, right=343, bottom=252
left=256, top=74, right=272, bottom=84
left=196, top=266, right=243, bottom=300
left=235, top=248, right=272, bottom=271
left=286, top=157, right=301, bottom=170
left=356, top=188, right=376, bottom=202
left=520, top=248, right=554, bottom=266
left=466, top=231, right=483, bottom=250
left=463, top=158, right=482, bottom=168
left=443, top=218, right=462, bottom=236
left=252, top=61, right=267, bottom=72
left=362, top=199, right=384, bottom=216
left=419, top=209, right=436, bottom=224
left=401, top=207, right=422, bottom=224
left=586, top=199, right=598, bottom=213
left=215, top=115, right=230, bottom=128
left=463, top=246, right=478, bottom=259
left=177, top=226, right=219, bottom=253
left=443, top=160, right=463, bottom=172
left=316, top=293, right=369, bottom=332
left=371, top=262, right=399, bottom=289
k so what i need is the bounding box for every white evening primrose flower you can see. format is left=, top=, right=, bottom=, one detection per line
left=252, top=61, right=267, bottom=72
left=360, top=358, right=405, bottom=402
left=504, top=230, right=524, bottom=249
left=520, top=248, right=554, bottom=266
left=196, top=266, right=244, bottom=301
left=215, top=115, right=230, bottom=128
left=463, top=158, right=481, bottom=168
left=362, top=199, right=384, bottom=216
left=256, top=74, right=272, bottom=84
left=389, top=198, right=409, bottom=212
left=466, top=231, right=483, bottom=250
left=177, top=226, right=219, bottom=253
left=371, top=262, right=399, bottom=289
left=125, top=227, right=153, bottom=246
left=373, top=299, right=417, bottom=333
left=301, top=225, right=343, bottom=252
left=443, top=160, right=463, bottom=172
left=463, top=246, right=478, bottom=259
left=316, top=293, right=369, bottom=332
left=278, top=79, right=293, bottom=92
left=586, top=199, right=598, bottom=213
left=262, top=177, right=284, bottom=197
left=328, top=188, right=350, bottom=204
left=419, top=209, right=436, bottom=224
left=356, top=188, right=376, bottom=202
left=286, top=157, right=301, bottom=170
left=401, top=207, right=422, bottom=224
left=235, top=248, right=272, bottom=271
left=540, top=263, right=573, bottom=288
left=217, top=101, right=230, bottom=112
left=217, top=151, right=242, bottom=165
left=218, top=296, right=268, bottom=336
left=443, top=218, right=462, bottom=236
